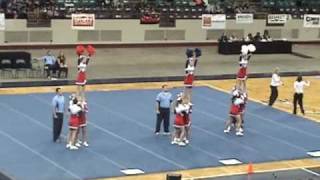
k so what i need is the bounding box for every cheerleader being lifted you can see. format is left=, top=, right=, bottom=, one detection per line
left=236, top=44, right=255, bottom=92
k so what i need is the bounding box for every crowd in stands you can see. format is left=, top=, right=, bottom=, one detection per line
left=0, top=0, right=318, bottom=20
left=0, top=0, right=56, bottom=19
left=0, top=0, right=318, bottom=23
left=206, top=0, right=255, bottom=15
left=219, top=30, right=272, bottom=43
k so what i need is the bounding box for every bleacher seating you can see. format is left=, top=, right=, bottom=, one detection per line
left=0, top=0, right=319, bottom=21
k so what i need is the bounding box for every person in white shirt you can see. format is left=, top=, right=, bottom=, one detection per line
left=268, top=67, right=283, bottom=106
left=293, top=75, right=310, bottom=115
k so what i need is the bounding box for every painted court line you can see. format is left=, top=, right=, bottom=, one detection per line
left=112, top=88, right=280, bottom=159
left=192, top=109, right=268, bottom=154
left=200, top=83, right=320, bottom=139
left=90, top=101, right=152, bottom=130
left=182, top=166, right=320, bottom=180
left=194, top=103, right=308, bottom=153
left=194, top=93, right=312, bottom=151
left=91, top=101, right=222, bottom=160
left=91, top=99, right=222, bottom=160
left=192, top=125, right=267, bottom=156
left=0, top=129, right=81, bottom=180
left=1, top=99, right=126, bottom=170
left=101, top=93, right=276, bottom=160
left=104, top=94, right=280, bottom=161
left=31, top=94, right=187, bottom=170
left=301, top=168, right=320, bottom=177
left=88, top=122, right=187, bottom=169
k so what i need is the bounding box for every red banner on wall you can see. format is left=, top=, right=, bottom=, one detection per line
left=71, top=14, right=95, bottom=30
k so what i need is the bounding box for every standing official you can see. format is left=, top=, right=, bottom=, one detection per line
left=293, top=75, right=310, bottom=115
left=268, top=67, right=283, bottom=106
left=52, top=87, right=65, bottom=142
left=155, top=84, right=173, bottom=135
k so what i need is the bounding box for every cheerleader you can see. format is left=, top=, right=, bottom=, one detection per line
left=236, top=59, right=248, bottom=92
left=193, top=48, right=201, bottom=67
left=224, top=91, right=244, bottom=136
left=182, top=98, right=192, bottom=145
left=185, top=48, right=201, bottom=72
left=238, top=91, right=247, bottom=132
left=185, top=48, right=194, bottom=73
left=76, top=58, right=87, bottom=100
left=236, top=44, right=255, bottom=92
left=183, top=65, right=195, bottom=103
left=239, top=45, right=252, bottom=63
left=77, top=97, right=89, bottom=147
left=66, top=98, right=82, bottom=150
left=171, top=93, right=187, bottom=146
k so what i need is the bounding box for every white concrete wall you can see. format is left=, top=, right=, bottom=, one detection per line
left=0, top=19, right=319, bottom=45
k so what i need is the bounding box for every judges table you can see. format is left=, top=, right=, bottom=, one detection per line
left=218, top=41, right=292, bottom=54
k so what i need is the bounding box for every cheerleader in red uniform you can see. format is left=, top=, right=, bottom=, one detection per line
left=184, top=65, right=195, bottom=103
left=171, top=93, right=188, bottom=146
left=236, top=59, right=248, bottom=92
left=76, top=58, right=87, bottom=100
left=66, top=98, right=82, bottom=150
left=78, top=98, right=89, bottom=147
left=224, top=91, right=244, bottom=136
left=236, top=44, right=256, bottom=91
left=239, top=92, right=247, bottom=132
left=182, top=99, right=192, bottom=145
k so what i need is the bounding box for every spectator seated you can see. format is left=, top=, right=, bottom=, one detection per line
left=42, top=50, right=58, bottom=79
left=57, top=51, right=68, bottom=78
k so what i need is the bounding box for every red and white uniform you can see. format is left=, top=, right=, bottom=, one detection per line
left=239, top=93, right=247, bottom=114
left=237, top=66, right=247, bottom=80
left=69, top=104, right=82, bottom=129
left=237, top=59, right=248, bottom=80
left=183, top=104, right=192, bottom=127
left=174, top=104, right=189, bottom=128
left=229, top=98, right=244, bottom=116
left=184, top=73, right=194, bottom=88
left=79, top=102, right=88, bottom=127
left=76, top=62, right=87, bottom=85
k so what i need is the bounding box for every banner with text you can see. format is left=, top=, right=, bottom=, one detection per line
left=0, top=13, right=5, bottom=30
left=236, top=14, right=253, bottom=24
left=72, top=14, right=95, bottom=30
left=202, top=14, right=226, bottom=29
left=304, top=14, right=320, bottom=28
left=267, top=14, right=287, bottom=26
left=212, top=14, right=226, bottom=29
left=202, top=14, right=213, bottom=29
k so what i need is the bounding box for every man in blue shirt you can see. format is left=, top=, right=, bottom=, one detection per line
left=42, top=50, right=57, bottom=78
left=155, top=84, right=172, bottom=135
left=52, top=87, right=65, bottom=142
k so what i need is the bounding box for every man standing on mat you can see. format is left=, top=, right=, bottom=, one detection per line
left=52, top=87, right=65, bottom=142
left=155, top=84, right=172, bottom=135
left=268, top=67, right=283, bottom=106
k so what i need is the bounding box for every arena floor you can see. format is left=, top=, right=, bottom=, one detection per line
left=0, top=44, right=319, bottom=82
left=0, top=78, right=320, bottom=180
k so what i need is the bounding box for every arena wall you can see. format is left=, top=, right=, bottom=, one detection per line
left=0, top=19, right=319, bottom=45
